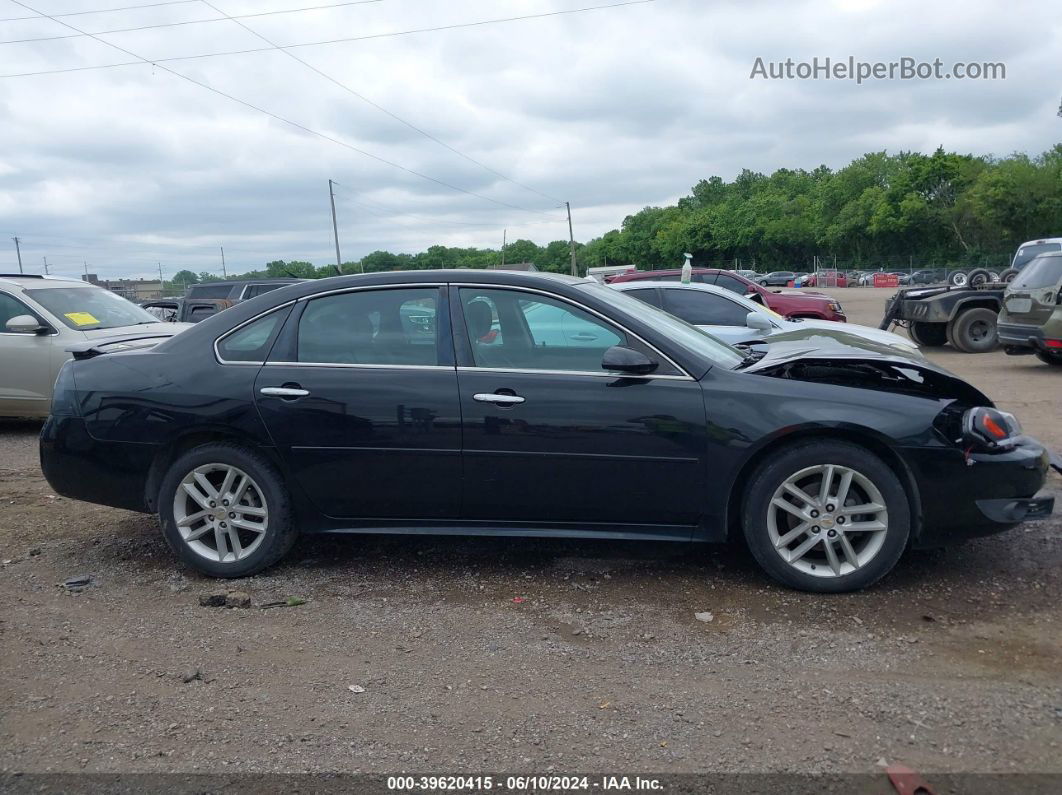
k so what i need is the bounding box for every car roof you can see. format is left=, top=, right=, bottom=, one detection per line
left=1017, top=238, right=1062, bottom=247
left=611, top=279, right=763, bottom=309
left=0, top=274, right=91, bottom=291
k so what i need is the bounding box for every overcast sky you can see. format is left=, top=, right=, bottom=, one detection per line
left=1, top=0, right=1059, bottom=280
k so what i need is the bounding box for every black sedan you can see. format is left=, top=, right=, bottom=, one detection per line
left=40, top=271, right=1053, bottom=592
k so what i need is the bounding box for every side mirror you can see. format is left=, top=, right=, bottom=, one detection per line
left=745, top=312, right=773, bottom=331
left=5, top=315, right=47, bottom=334
left=602, top=345, right=658, bottom=375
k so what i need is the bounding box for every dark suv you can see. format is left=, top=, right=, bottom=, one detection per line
left=142, top=279, right=303, bottom=324
left=607, top=269, right=846, bottom=321
left=184, top=279, right=303, bottom=302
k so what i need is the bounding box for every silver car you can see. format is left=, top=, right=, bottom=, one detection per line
left=611, top=280, right=921, bottom=354
left=0, top=274, right=190, bottom=418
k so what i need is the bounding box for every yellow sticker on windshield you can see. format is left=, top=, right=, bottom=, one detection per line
left=64, top=312, right=99, bottom=326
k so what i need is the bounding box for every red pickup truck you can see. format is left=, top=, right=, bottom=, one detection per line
left=607, top=268, right=847, bottom=322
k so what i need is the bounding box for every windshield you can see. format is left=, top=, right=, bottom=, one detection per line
left=27, top=287, right=161, bottom=331
left=577, top=281, right=747, bottom=369
left=1012, top=243, right=1061, bottom=269
left=1010, top=255, right=1062, bottom=289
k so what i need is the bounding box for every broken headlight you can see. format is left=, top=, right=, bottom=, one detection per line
left=962, top=407, right=1022, bottom=451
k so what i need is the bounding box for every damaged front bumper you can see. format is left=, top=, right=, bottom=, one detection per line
left=905, top=435, right=1056, bottom=548
left=976, top=495, right=1055, bottom=523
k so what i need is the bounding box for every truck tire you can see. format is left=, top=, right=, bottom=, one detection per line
left=966, top=268, right=992, bottom=288
left=999, top=268, right=1019, bottom=283
left=947, top=307, right=998, bottom=353
left=908, top=322, right=948, bottom=347
left=948, top=270, right=968, bottom=287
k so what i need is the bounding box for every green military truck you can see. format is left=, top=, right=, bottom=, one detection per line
left=998, top=251, right=1062, bottom=367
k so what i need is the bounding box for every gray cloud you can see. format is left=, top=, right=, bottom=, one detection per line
left=1, top=0, right=1059, bottom=280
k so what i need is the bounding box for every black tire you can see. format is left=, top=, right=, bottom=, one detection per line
left=947, top=270, right=968, bottom=287
left=966, top=268, right=992, bottom=288
left=1035, top=350, right=1062, bottom=367
left=948, top=307, right=998, bottom=353
left=158, top=442, right=297, bottom=578
left=908, top=321, right=948, bottom=347
left=999, top=268, right=1020, bottom=283
left=741, top=441, right=910, bottom=593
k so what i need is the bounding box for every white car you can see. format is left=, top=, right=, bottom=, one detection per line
left=0, top=274, right=191, bottom=418
left=610, top=280, right=921, bottom=355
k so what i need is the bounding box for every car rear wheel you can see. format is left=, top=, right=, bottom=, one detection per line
left=741, top=441, right=910, bottom=593
left=158, top=442, right=297, bottom=578
left=947, top=307, right=998, bottom=353
left=908, top=321, right=948, bottom=347
left=1035, top=350, right=1062, bottom=366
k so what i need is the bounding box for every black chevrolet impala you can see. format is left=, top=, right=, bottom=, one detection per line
left=40, top=270, right=1054, bottom=592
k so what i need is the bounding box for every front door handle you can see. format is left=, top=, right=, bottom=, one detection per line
left=473, top=393, right=525, bottom=405
left=260, top=386, right=310, bottom=398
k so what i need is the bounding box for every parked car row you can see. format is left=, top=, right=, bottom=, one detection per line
left=606, top=268, right=847, bottom=321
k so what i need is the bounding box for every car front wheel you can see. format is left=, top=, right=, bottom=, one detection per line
left=741, top=441, right=910, bottom=592
left=158, top=442, right=297, bottom=578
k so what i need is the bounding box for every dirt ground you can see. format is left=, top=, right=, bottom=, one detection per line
left=1, top=287, right=1060, bottom=781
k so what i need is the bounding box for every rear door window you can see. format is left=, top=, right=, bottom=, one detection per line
left=662, top=289, right=750, bottom=326
left=623, top=288, right=663, bottom=308
left=216, top=311, right=284, bottom=362
left=297, top=288, right=440, bottom=366
left=1011, top=256, right=1062, bottom=289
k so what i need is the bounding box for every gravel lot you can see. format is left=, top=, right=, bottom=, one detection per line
left=1, top=287, right=1059, bottom=781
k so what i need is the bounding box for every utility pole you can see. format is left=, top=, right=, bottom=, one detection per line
left=220, top=247, right=227, bottom=277
left=500, top=229, right=507, bottom=268
left=565, top=201, right=577, bottom=277
left=12, top=237, right=23, bottom=274
left=42, top=256, right=49, bottom=275
left=328, top=179, right=343, bottom=275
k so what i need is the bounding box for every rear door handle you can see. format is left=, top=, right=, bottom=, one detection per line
left=260, top=387, right=310, bottom=398
left=473, top=393, right=525, bottom=405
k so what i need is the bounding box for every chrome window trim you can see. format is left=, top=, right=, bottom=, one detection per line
left=457, top=282, right=694, bottom=379
left=456, top=366, right=692, bottom=382
left=266, top=361, right=454, bottom=372
left=213, top=301, right=297, bottom=366
left=214, top=281, right=694, bottom=379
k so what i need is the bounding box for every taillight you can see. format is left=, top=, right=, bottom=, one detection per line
left=1044, top=339, right=1062, bottom=349
left=50, top=361, right=80, bottom=417
left=962, top=407, right=1022, bottom=451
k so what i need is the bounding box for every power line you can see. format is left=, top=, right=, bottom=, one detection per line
left=0, top=0, right=199, bottom=23
left=0, top=0, right=387, bottom=44
left=198, top=0, right=564, bottom=205
left=8, top=0, right=561, bottom=217
left=1, top=1, right=658, bottom=79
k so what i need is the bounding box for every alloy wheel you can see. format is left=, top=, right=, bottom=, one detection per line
left=766, top=464, right=889, bottom=578
left=173, top=464, right=269, bottom=563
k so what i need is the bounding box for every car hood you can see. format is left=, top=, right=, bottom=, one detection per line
left=742, top=332, right=991, bottom=405
left=775, top=319, right=920, bottom=353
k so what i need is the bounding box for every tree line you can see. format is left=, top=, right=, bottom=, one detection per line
left=170, top=143, right=1061, bottom=285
